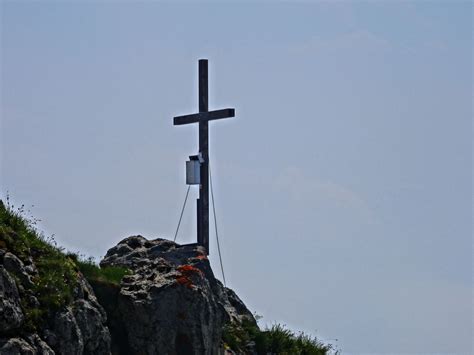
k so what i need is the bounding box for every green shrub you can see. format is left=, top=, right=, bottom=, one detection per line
left=75, top=256, right=130, bottom=285
left=223, top=320, right=336, bottom=355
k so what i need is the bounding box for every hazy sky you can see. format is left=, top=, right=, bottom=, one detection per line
left=1, top=1, right=472, bottom=353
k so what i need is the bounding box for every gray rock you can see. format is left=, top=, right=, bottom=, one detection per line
left=1, top=229, right=254, bottom=354
left=73, top=299, right=111, bottom=354
left=0, top=334, right=55, bottom=355
left=0, top=247, right=111, bottom=355
left=0, top=266, right=24, bottom=332
left=24, top=334, right=55, bottom=355
left=35, top=274, right=110, bottom=354
left=222, top=288, right=256, bottom=325
left=100, top=235, right=256, bottom=355
left=0, top=337, right=36, bottom=355
left=3, top=253, right=33, bottom=287
left=42, top=281, right=112, bottom=355
left=27, top=295, right=39, bottom=308
left=44, top=308, right=83, bottom=355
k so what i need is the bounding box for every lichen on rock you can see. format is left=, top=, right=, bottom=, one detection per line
left=1, top=200, right=258, bottom=354
left=98, top=235, right=256, bottom=355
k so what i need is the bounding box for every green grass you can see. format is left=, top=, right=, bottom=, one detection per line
left=1, top=198, right=335, bottom=353
left=72, top=255, right=130, bottom=285
left=0, top=199, right=129, bottom=331
left=223, top=321, right=336, bottom=355
left=0, top=200, right=77, bottom=329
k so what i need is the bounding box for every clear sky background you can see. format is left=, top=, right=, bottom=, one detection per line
left=1, top=1, right=472, bottom=353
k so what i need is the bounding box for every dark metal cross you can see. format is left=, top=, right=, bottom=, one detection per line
left=173, top=59, right=235, bottom=255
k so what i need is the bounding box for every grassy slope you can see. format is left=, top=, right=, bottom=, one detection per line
left=0, top=200, right=128, bottom=331
left=0, top=200, right=336, bottom=354
left=0, top=200, right=78, bottom=329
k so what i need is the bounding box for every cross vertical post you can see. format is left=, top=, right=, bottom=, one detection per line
left=198, top=59, right=209, bottom=252
left=173, top=59, right=235, bottom=255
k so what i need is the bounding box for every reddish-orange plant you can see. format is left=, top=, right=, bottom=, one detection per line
left=175, top=264, right=203, bottom=289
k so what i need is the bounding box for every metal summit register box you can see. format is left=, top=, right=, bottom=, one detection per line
left=186, top=154, right=203, bottom=185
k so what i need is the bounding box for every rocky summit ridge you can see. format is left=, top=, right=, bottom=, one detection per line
left=0, top=227, right=255, bottom=354
left=0, top=249, right=111, bottom=354
left=1, top=200, right=335, bottom=354
left=97, top=236, right=256, bottom=354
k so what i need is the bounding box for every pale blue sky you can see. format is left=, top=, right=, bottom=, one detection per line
left=1, top=1, right=472, bottom=353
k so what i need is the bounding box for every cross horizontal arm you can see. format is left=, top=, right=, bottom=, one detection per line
left=174, top=108, right=235, bottom=126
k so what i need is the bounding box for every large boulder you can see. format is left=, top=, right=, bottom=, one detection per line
left=0, top=266, right=24, bottom=333
left=100, top=236, right=256, bottom=355
left=3, top=252, right=34, bottom=288
left=38, top=271, right=112, bottom=355
left=44, top=307, right=84, bottom=355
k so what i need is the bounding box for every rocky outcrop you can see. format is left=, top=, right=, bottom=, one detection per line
left=0, top=265, right=24, bottom=333
left=0, top=230, right=255, bottom=354
left=99, top=236, right=256, bottom=355
left=0, top=249, right=111, bottom=354
left=0, top=334, right=54, bottom=355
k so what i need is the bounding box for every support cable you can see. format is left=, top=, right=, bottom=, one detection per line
left=174, top=185, right=191, bottom=242
left=209, top=162, right=226, bottom=287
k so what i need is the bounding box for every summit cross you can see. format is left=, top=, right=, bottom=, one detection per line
left=173, top=59, right=235, bottom=255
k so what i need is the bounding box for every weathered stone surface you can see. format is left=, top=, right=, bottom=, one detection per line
left=0, top=228, right=255, bottom=354
left=0, top=337, right=36, bottom=355
left=100, top=235, right=256, bottom=355
left=25, top=334, right=55, bottom=354
left=43, top=274, right=112, bottom=355
left=73, top=299, right=111, bottom=354
left=0, top=334, right=55, bottom=355
left=0, top=266, right=24, bottom=332
left=44, top=308, right=84, bottom=355
left=222, top=287, right=256, bottom=325
left=0, top=250, right=111, bottom=355
left=3, top=253, right=33, bottom=288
